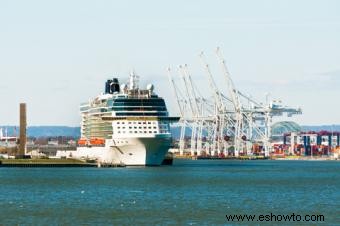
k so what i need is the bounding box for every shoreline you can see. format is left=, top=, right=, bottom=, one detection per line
left=174, top=156, right=339, bottom=161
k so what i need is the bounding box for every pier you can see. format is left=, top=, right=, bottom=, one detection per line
left=0, top=159, right=125, bottom=168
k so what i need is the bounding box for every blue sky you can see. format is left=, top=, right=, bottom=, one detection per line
left=0, top=0, right=339, bottom=126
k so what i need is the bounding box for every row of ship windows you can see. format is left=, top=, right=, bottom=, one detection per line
left=115, top=130, right=168, bottom=134
left=116, top=126, right=168, bottom=129
left=116, top=121, right=156, bottom=125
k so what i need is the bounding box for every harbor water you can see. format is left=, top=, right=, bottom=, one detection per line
left=0, top=160, right=339, bottom=225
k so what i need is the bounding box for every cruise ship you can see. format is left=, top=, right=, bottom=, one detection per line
left=71, top=72, right=179, bottom=166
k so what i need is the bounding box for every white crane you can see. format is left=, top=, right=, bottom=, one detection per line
left=215, top=47, right=244, bottom=157
left=167, top=48, right=302, bottom=158
left=167, top=67, right=186, bottom=155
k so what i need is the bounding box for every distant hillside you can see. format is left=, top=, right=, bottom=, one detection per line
left=27, top=126, right=81, bottom=137
left=1, top=124, right=339, bottom=138
left=0, top=126, right=80, bottom=137
left=301, top=125, right=340, bottom=132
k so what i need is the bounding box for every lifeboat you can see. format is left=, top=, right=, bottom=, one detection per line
left=78, top=138, right=87, bottom=146
left=89, top=138, right=105, bottom=145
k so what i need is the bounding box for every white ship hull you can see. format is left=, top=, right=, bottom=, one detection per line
left=67, top=134, right=172, bottom=166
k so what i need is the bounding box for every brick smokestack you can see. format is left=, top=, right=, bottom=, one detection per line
left=19, top=103, right=27, bottom=156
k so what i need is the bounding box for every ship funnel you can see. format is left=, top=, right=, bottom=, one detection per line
left=105, top=78, right=120, bottom=94
left=105, top=79, right=113, bottom=94
left=110, top=78, right=120, bottom=93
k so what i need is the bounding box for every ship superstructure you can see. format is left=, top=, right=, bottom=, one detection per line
left=73, top=72, right=179, bottom=165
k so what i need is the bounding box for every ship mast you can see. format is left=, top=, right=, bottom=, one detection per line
left=129, top=70, right=139, bottom=90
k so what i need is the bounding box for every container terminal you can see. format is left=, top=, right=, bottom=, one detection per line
left=166, top=48, right=339, bottom=160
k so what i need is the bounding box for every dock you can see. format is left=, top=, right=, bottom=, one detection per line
left=0, top=159, right=125, bottom=168
left=176, top=155, right=269, bottom=160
